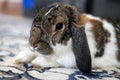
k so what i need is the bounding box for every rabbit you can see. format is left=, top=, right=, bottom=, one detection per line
left=15, top=2, right=120, bottom=74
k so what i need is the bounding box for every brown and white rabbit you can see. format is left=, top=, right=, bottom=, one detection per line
left=15, top=3, right=120, bottom=74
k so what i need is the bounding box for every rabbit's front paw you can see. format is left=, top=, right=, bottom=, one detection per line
left=15, top=50, right=37, bottom=63
left=31, top=56, right=60, bottom=68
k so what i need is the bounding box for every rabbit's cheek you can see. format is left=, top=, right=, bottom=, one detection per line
left=29, top=27, right=41, bottom=47
left=35, top=42, right=53, bottom=55
left=51, top=31, right=63, bottom=45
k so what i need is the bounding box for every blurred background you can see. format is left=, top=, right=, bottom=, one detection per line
left=0, top=0, right=120, bottom=18
left=0, top=0, right=120, bottom=38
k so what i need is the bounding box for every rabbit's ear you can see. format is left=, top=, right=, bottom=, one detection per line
left=71, top=25, right=91, bottom=74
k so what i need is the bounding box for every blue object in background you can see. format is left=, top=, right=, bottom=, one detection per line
left=23, top=0, right=35, bottom=9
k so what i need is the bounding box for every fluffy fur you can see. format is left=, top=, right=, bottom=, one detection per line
left=15, top=3, right=120, bottom=74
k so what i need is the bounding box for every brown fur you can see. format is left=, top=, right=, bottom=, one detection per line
left=52, top=31, right=63, bottom=45
left=90, top=19, right=110, bottom=57
left=29, top=26, right=41, bottom=47
left=73, top=14, right=90, bottom=28
left=36, top=42, right=53, bottom=55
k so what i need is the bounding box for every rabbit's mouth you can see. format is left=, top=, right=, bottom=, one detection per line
left=34, top=42, right=54, bottom=55
left=36, top=47, right=53, bottom=55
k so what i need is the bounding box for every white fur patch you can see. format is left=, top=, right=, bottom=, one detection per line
left=85, top=14, right=102, bottom=21
left=15, top=50, right=38, bottom=63
left=84, top=22, right=97, bottom=67
left=93, top=20, right=119, bottom=67
left=85, top=22, right=97, bottom=57
left=45, top=5, right=59, bottom=16
left=45, top=8, right=54, bottom=16
left=31, top=55, right=60, bottom=67
left=50, top=38, right=76, bottom=68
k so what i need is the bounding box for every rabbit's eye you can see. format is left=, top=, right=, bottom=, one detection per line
left=55, top=23, right=63, bottom=31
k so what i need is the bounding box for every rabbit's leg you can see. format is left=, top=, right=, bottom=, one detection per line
left=15, top=50, right=37, bottom=63
left=31, top=55, right=60, bottom=68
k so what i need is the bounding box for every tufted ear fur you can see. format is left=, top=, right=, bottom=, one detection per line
left=70, top=25, right=91, bottom=74
left=63, top=4, right=80, bottom=24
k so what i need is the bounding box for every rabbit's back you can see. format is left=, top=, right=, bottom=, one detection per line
left=84, top=15, right=120, bottom=67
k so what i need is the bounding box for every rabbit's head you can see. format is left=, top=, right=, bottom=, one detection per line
left=29, top=3, right=80, bottom=54
left=29, top=3, right=91, bottom=74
